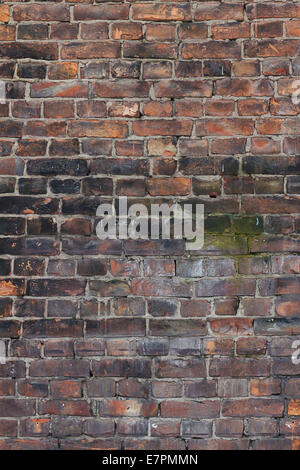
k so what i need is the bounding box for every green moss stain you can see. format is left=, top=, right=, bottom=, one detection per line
left=231, top=216, right=264, bottom=235
left=205, top=216, right=231, bottom=234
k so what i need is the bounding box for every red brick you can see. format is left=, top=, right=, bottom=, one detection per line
left=223, top=399, right=284, bottom=417
left=132, top=4, right=191, bottom=21
left=161, top=400, right=219, bottom=418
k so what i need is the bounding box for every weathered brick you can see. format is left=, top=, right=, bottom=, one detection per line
left=0, top=399, right=35, bottom=417
left=210, top=358, right=270, bottom=377
left=0, top=0, right=298, bottom=449
left=161, top=400, right=219, bottom=418
left=155, top=359, right=206, bottom=378
left=100, top=399, right=158, bottom=417
left=223, top=399, right=284, bottom=417
left=92, top=359, right=151, bottom=378
left=132, top=4, right=191, bottom=21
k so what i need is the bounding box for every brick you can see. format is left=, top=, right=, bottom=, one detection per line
left=132, top=279, right=192, bottom=297
left=271, top=339, right=299, bottom=358
left=118, top=379, right=149, bottom=399
left=181, top=420, right=212, bottom=438
left=0, top=25, right=15, bottom=41
left=116, top=179, right=145, bottom=197
left=285, top=379, right=300, bottom=396
left=184, top=380, right=216, bottom=398
left=214, top=298, right=239, bottom=316
left=288, top=400, right=300, bottom=416
left=50, top=23, right=78, bottom=41
left=160, top=401, right=219, bottom=419
left=77, top=259, right=107, bottom=277
left=236, top=337, right=267, bottom=355
left=13, top=5, right=69, bottom=22
left=112, top=23, right=142, bottom=40
left=74, top=5, right=129, bottom=21
left=30, top=360, right=89, bottom=377
left=152, top=381, right=182, bottom=398
left=244, top=39, right=300, bottom=58
left=246, top=3, right=300, bottom=20
left=81, top=23, right=108, bottom=41
left=18, top=24, right=47, bottom=41
left=0, top=5, right=10, bottom=23
left=0, top=399, right=35, bottom=417
left=218, top=379, right=248, bottom=398
left=246, top=418, right=278, bottom=436
left=0, top=420, right=17, bottom=437
left=275, top=297, right=300, bottom=317
left=0, top=379, right=14, bottom=396
left=280, top=418, right=300, bottom=435
left=59, top=439, right=119, bottom=450
left=212, top=22, right=250, bottom=40
left=0, top=0, right=298, bottom=448
left=47, top=300, right=77, bottom=317
left=123, top=42, right=177, bottom=59
left=44, top=339, right=74, bottom=356
left=18, top=380, right=46, bottom=398
left=75, top=340, right=105, bottom=357
left=263, top=59, right=289, bottom=76
left=133, top=120, right=192, bottom=137
left=132, top=4, right=191, bottom=21
left=39, top=400, right=90, bottom=417
left=23, top=320, right=83, bottom=338
left=68, top=120, right=128, bottom=138
left=61, top=42, right=120, bottom=60
left=154, top=81, right=212, bottom=98
left=92, top=359, right=151, bottom=378
left=11, top=339, right=41, bottom=358
left=151, top=420, right=180, bottom=437
left=26, top=279, right=86, bottom=297
left=182, top=42, right=241, bottom=60
left=109, top=102, right=139, bottom=118
left=222, top=399, right=284, bottom=417
left=210, top=358, right=270, bottom=377
left=89, top=281, right=130, bottom=297
left=115, top=140, right=143, bottom=157
left=197, top=118, right=255, bottom=137
left=210, top=319, right=253, bottom=337
left=250, top=379, right=281, bottom=397
left=137, top=339, right=168, bottom=357
left=100, top=399, right=158, bottom=417
left=232, top=60, right=260, bottom=77
left=52, top=417, right=81, bottom=438
left=20, top=417, right=50, bottom=437
left=110, top=61, right=139, bottom=79
left=176, top=61, right=203, bottom=78
left=84, top=419, right=114, bottom=437
left=147, top=177, right=190, bottom=196
left=113, top=298, right=145, bottom=316
left=0, top=43, right=58, bottom=60
left=196, top=279, right=256, bottom=297
left=93, top=81, right=149, bottom=99
left=205, top=100, right=234, bottom=117
left=86, top=379, right=115, bottom=398
left=254, top=318, right=300, bottom=335
left=189, top=439, right=249, bottom=450
left=254, top=21, right=283, bottom=38
left=149, top=320, right=207, bottom=337
left=155, top=359, right=206, bottom=378
left=216, top=419, right=243, bottom=438
left=195, top=3, right=243, bottom=21
left=144, top=260, right=174, bottom=277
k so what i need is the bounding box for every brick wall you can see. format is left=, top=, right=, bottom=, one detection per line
left=0, top=0, right=299, bottom=450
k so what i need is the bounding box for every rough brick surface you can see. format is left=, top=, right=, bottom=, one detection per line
left=0, top=0, right=299, bottom=451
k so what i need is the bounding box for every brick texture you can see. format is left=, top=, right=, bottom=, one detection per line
left=0, top=0, right=299, bottom=451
